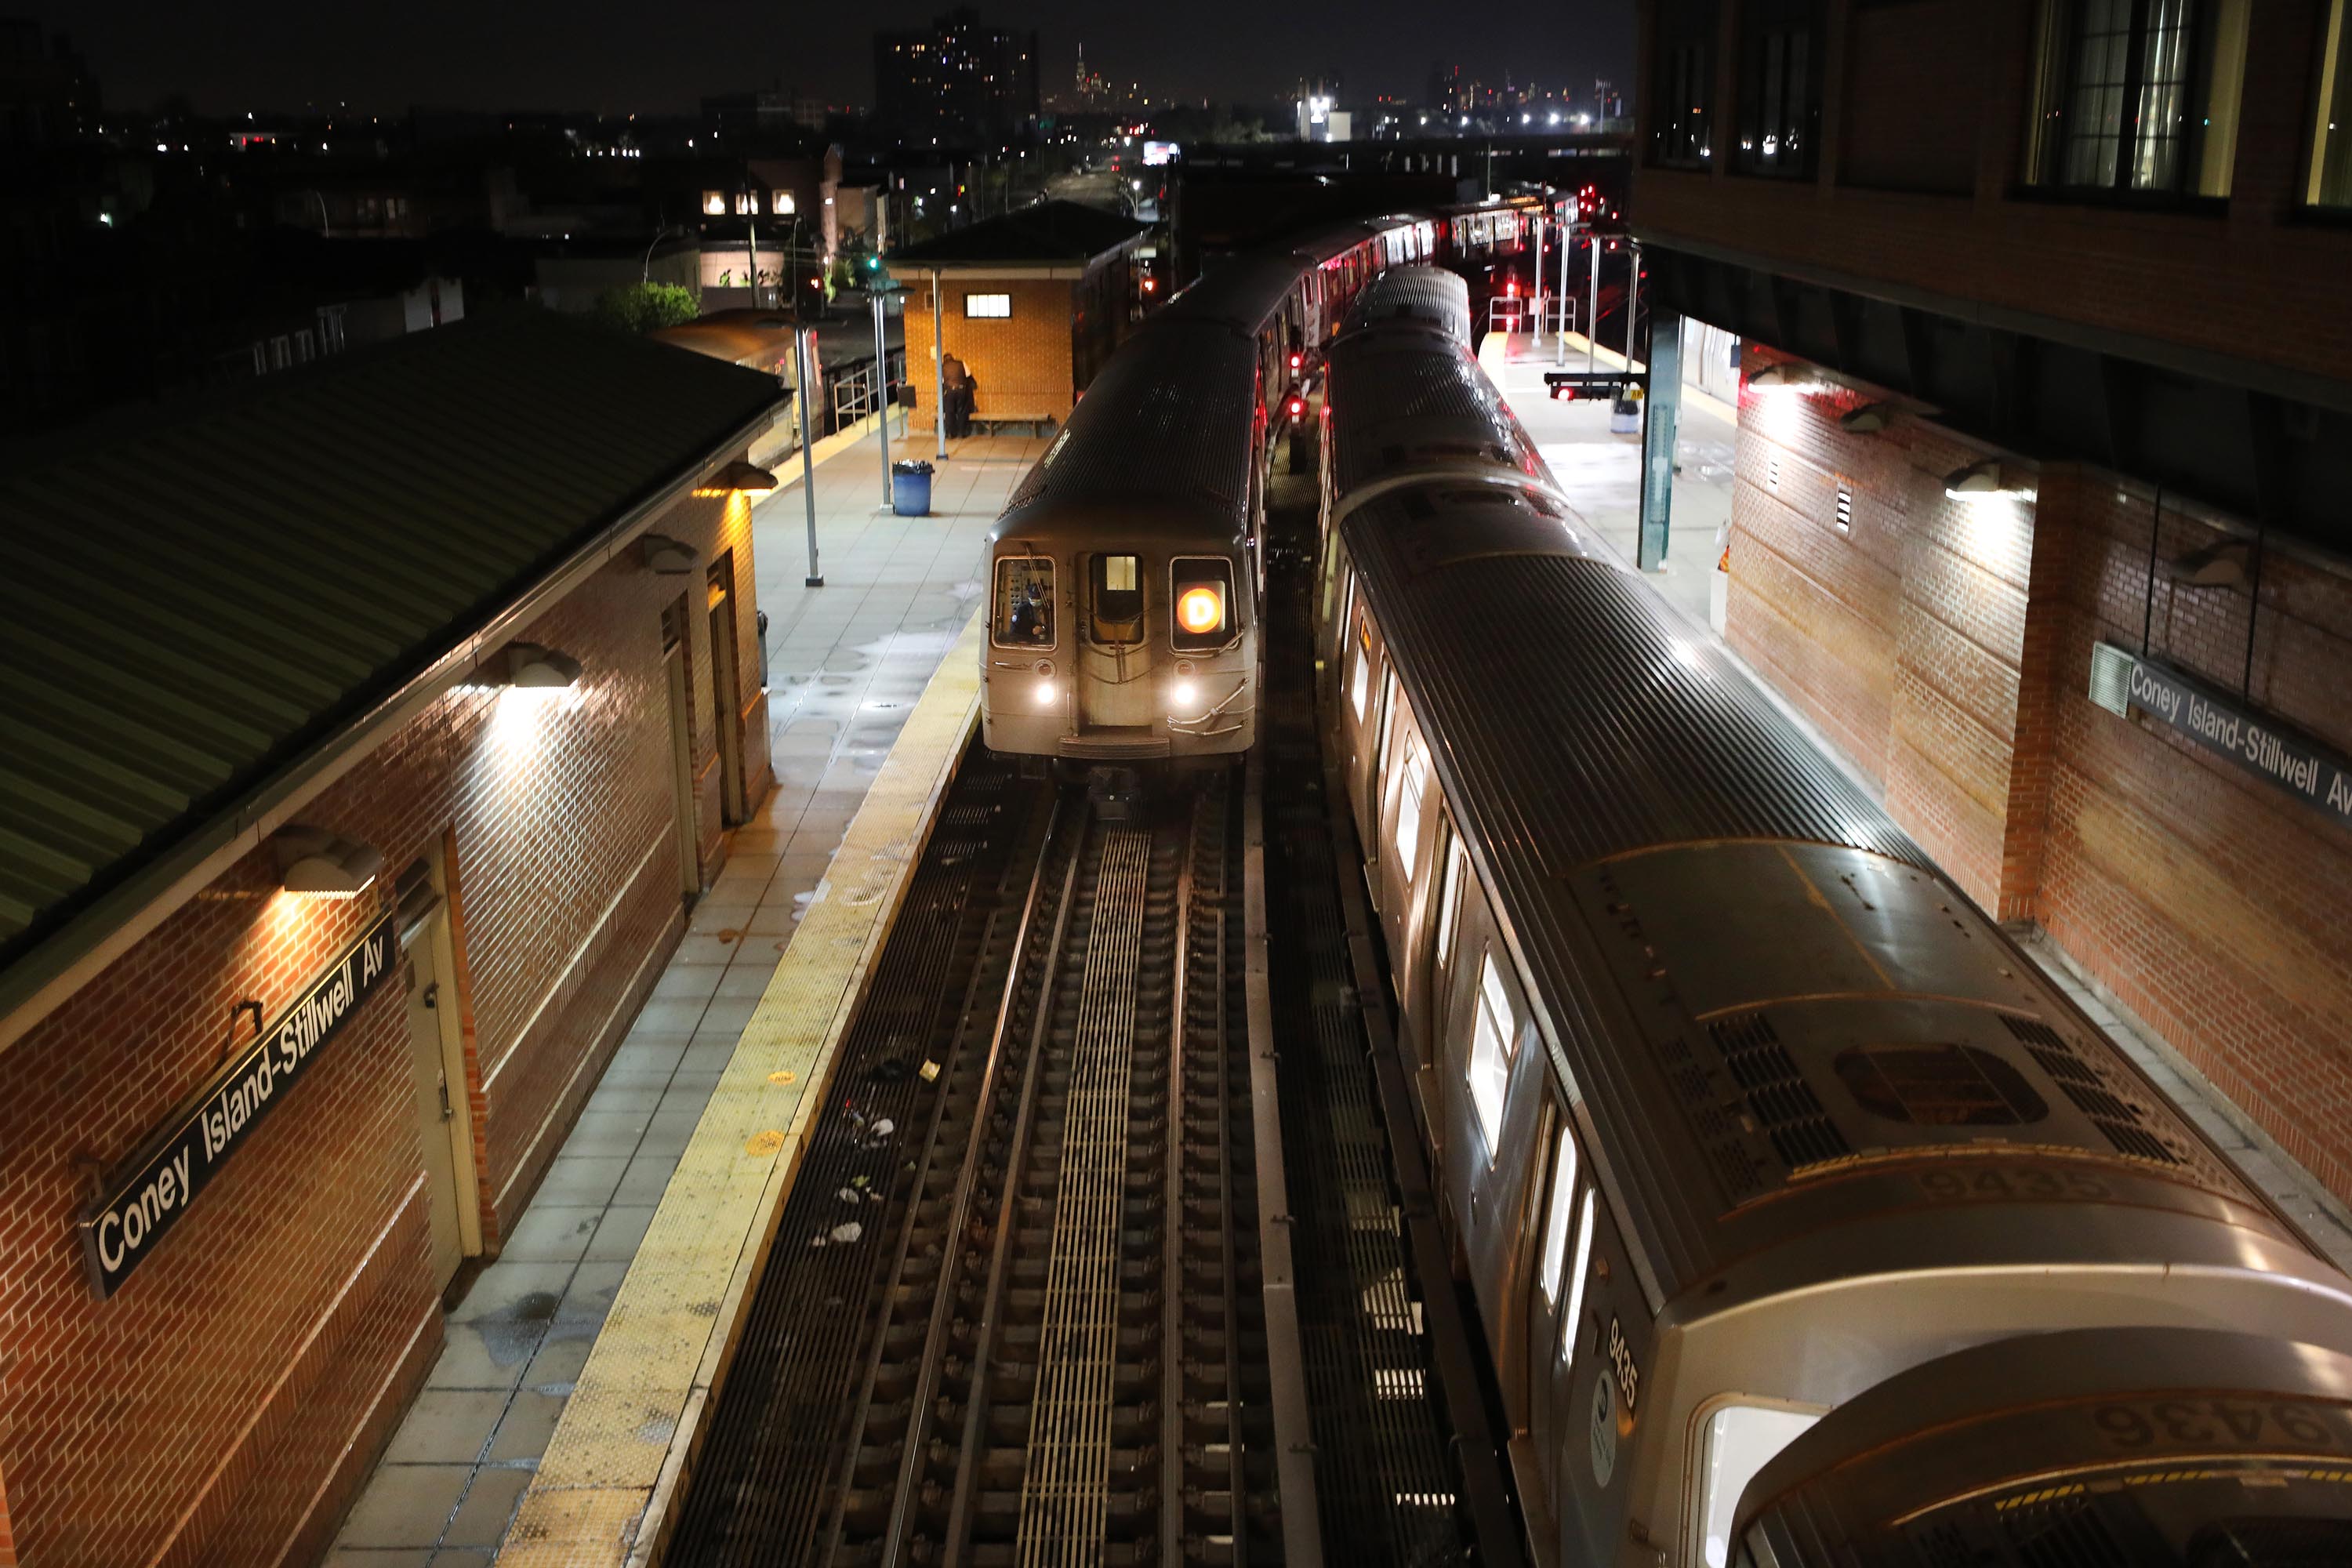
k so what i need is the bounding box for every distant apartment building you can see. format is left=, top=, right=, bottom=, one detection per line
left=873, top=6, right=1039, bottom=149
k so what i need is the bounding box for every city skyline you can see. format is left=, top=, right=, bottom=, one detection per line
left=40, top=0, right=1635, bottom=119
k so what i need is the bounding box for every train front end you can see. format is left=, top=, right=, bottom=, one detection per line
left=981, top=517, right=1255, bottom=768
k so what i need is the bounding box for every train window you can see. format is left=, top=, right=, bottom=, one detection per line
left=993, top=557, right=1055, bottom=648
left=1699, top=1407, right=1821, bottom=1568
left=1170, top=557, right=1235, bottom=650
left=1559, top=1189, right=1595, bottom=1363
left=1091, top=554, right=1143, bottom=644
left=1537, top=1121, right=1580, bottom=1305
left=1436, top=837, right=1466, bottom=966
left=1468, top=953, right=1515, bottom=1152
left=1375, top=673, right=1399, bottom=782
left=1394, top=735, right=1427, bottom=872
left=1349, top=645, right=1370, bottom=720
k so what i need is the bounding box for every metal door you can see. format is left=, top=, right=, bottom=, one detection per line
left=405, top=919, right=467, bottom=1289
left=1077, top=551, right=1153, bottom=729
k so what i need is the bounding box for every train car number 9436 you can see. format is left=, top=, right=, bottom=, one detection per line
left=2090, top=1399, right=2352, bottom=1450
left=1914, top=1167, right=2112, bottom=1202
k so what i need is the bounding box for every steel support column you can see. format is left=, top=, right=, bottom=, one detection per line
left=1638, top=304, right=1682, bottom=573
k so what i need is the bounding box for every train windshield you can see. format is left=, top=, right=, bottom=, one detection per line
left=993, top=557, right=1055, bottom=648
left=1091, top=554, right=1144, bottom=644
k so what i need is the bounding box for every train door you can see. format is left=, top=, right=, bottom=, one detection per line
left=1460, top=945, right=1546, bottom=1374
left=1523, top=1107, right=1593, bottom=1531
left=1077, top=550, right=1154, bottom=732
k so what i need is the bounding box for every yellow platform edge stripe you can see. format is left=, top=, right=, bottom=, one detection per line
left=500, top=608, right=985, bottom=1566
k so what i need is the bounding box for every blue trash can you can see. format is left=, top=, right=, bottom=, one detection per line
left=891, top=459, right=934, bottom=517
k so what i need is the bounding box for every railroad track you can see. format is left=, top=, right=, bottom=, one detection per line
left=669, top=764, right=1284, bottom=1568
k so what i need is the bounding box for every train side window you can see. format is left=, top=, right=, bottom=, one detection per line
left=1537, top=1120, right=1580, bottom=1304
left=1436, top=837, right=1466, bottom=967
left=993, top=557, right=1055, bottom=648
left=1091, top=554, right=1143, bottom=644
left=1394, top=733, right=1428, bottom=874
left=1349, top=644, right=1370, bottom=720
left=1375, top=671, right=1399, bottom=779
left=1559, top=1189, right=1595, bottom=1363
left=1468, top=953, right=1516, bottom=1152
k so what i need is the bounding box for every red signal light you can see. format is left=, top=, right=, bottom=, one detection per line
left=1288, top=350, right=1302, bottom=370
left=1287, top=396, right=1305, bottom=421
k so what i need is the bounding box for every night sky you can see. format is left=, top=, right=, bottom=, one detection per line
left=49, top=0, right=1634, bottom=119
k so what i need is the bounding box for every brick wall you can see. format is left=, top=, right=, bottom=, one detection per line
left=2026, top=477, right=2352, bottom=1204
left=1726, top=361, right=2034, bottom=909
left=1726, top=354, right=2352, bottom=1216
left=0, top=481, right=768, bottom=1568
left=901, top=276, right=1076, bottom=428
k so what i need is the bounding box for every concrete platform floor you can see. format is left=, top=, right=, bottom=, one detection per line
left=321, top=434, right=1043, bottom=1567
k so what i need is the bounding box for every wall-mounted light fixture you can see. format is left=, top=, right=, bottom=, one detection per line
left=1748, top=362, right=1826, bottom=394
left=488, top=641, right=584, bottom=689
left=2167, top=539, right=2252, bottom=588
left=693, top=460, right=779, bottom=498
left=1943, top=460, right=2026, bottom=502
left=1839, top=401, right=1893, bottom=434
left=639, top=534, right=699, bottom=574
left=273, top=824, right=386, bottom=898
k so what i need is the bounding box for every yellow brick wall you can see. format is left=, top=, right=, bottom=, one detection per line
left=901, top=277, right=1076, bottom=430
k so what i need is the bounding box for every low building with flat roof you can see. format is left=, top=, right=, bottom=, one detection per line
left=0, top=310, right=786, bottom=1567
left=886, top=199, right=1149, bottom=433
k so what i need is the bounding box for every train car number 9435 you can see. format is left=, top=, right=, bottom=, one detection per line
left=2090, top=1399, right=2352, bottom=1450
left=1914, top=1167, right=2112, bottom=1202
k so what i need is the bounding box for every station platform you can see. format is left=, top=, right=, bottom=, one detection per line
left=322, top=434, right=1044, bottom=1567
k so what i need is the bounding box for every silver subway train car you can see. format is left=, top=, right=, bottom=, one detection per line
left=1314, top=284, right=2352, bottom=1566
left=979, top=216, right=1440, bottom=765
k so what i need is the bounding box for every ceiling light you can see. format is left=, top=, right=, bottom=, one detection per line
left=639, top=533, right=699, bottom=574
left=273, top=825, right=386, bottom=898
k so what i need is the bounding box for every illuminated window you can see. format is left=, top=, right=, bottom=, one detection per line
left=1468, top=953, right=1515, bottom=1152
left=1349, top=646, right=1369, bottom=720
left=993, top=556, right=1054, bottom=648
left=702, top=190, right=726, bottom=216
left=964, top=292, right=1011, bottom=318
left=735, top=191, right=757, bottom=215
left=1436, top=837, right=1466, bottom=964
left=1538, top=1121, right=1580, bottom=1304
left=772, top=191, right=797, bottom=215
left=1560, top=1189, right=1595, bottom=1361
left=2310, top=0, right=2352, bottom=206
left=2025, top=0, right=2248, bottom=198
left=1393, top=734, right=1427, bottom=873
left=1700, top=1406, right=1821, bottom=1568
left=1091, top=553, right=1142, bottom=644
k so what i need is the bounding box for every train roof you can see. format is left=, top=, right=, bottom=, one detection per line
left=994, top=325, right=1258, bottom=543
left=1154, top=254, right=1308, bottom=334
left=1340, top=495, right=2263, bottom=1301
left=1340, top=264, right=1473, bottom=347
left=1324, top=332, right=1551, bottom=503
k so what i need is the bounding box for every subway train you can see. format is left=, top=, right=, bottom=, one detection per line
left=1315, top=271, right=2352, bottom=1565
left=976, top=210, right=1512, bottom=764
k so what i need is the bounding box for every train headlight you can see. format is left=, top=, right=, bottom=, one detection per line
left=1176, top=586, right=1224, bottom=636
left=1034, top=679, right=1056, bottom=707
left=1172, top=681, right=1198, bottom=710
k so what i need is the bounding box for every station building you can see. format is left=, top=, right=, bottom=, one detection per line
left=887, top=199, right=1149, bottom=433
left=1632, top=0, right=2352, bottom=1212
left=0, top=313, right=786, bottom=1566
